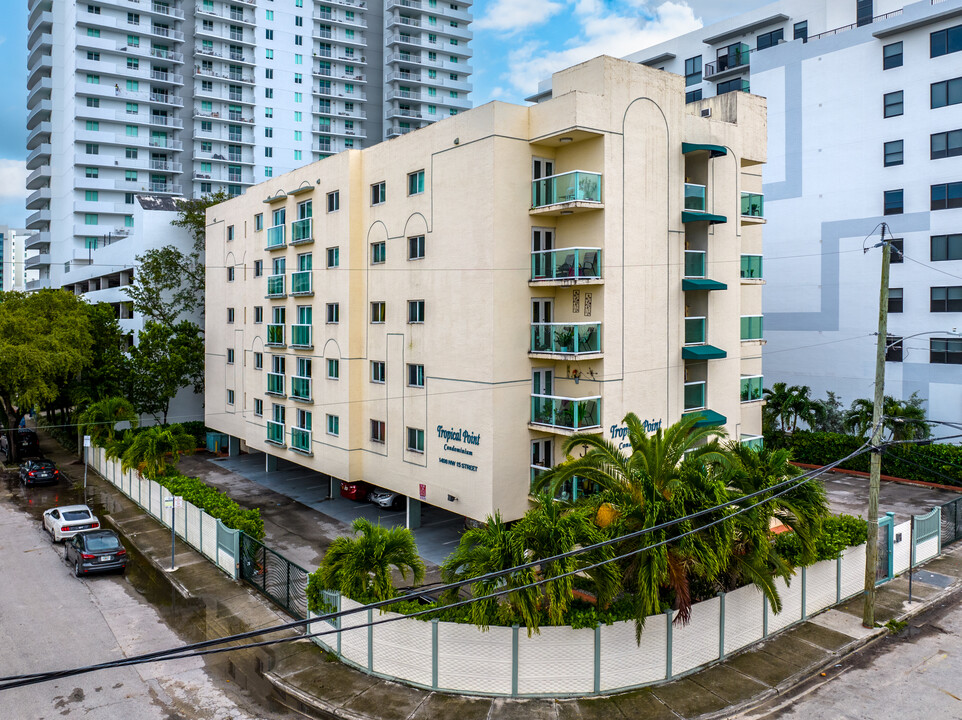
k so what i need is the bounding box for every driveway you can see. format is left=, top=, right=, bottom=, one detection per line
left=821, top=472, right=960, bottom=523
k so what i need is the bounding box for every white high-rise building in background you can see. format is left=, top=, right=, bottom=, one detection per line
left=536, top=0, right=962, bottom=432
left=25, top=0, right=473, bottom=294
left=0, top=226, right=34, bottom=292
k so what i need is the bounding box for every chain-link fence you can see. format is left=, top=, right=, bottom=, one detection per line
left=239, top=532, right=310, bottom=619
left=940, top=497, right=962, bottom=546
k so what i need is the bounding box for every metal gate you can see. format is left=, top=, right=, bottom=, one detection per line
left=239, top=533, right=310, bottom=620
left=913, top=508, right=941, bottom=565
left=876, top=519, right=892, bottom=583
left=940, top=497, right=962, bottom=546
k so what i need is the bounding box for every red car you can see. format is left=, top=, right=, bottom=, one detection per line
left=340, top=480, right=373, bottom=501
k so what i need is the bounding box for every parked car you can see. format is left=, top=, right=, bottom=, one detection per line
left=1, top=428, right=40, bottom=459
left=340, top=480, right=374, bottom=501
left=19, top=459, right=60, bottom=486
left=42, top=505, right=100, bottom=542
left=368, top=489, right=405, bottom=510
left=64, top=529, right=127, bottom=576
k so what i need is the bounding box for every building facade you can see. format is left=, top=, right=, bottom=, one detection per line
left=602, top=0, right=962, bottom=428
left=24, top=0, right=473, bottom=291
left=0, top=226, right=33, bottom=292
left=205, top=56, right=768, bottom=523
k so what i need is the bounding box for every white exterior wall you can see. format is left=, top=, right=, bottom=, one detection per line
left=0, top=226, right=32, bottom=292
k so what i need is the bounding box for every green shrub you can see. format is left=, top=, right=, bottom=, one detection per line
left=774, top=513, right=868, bottom=566
left=157, top=472, right=264, bottom=539
left=178, top=421, right=210, bottom=448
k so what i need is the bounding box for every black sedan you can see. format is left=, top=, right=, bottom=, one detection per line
left=19, top=459, right=60, bottom=486
left=64, top=530, right=128, bottom=576
left=1, top=428, right=40, bottom=459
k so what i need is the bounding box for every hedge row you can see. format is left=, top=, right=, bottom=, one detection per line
left=768, top=431, right=962, bottom=487
left=154, top=471, right=265, bottom=540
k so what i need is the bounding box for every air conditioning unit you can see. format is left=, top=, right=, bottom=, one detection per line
left=701, top=108, right=711, bottom=118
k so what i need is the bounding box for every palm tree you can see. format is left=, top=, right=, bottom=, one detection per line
left=844, top=397, right=875, bottom=438
left=884, top=393, right=931, bottom=441
left=764, top=383, right=819, bottom=434
left=534, top=414, right=734, bottom=635
left=119, top=424, right=196, bottom=479
left=315, top=518, right=425, bottom=603
left=76, top=396, right=139, bottom=446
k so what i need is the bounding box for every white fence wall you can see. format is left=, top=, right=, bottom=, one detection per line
left=893, top=520, right=912, bottom=575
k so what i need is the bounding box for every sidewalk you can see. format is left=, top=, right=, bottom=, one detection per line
left=40, top=435, right=962, bottom=720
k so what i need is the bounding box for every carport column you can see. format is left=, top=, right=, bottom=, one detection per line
left=801, top=567, right=807, bottom=620
left=431, top=618, right=439, bottom=689
left=593, top=624, right=601, bottom=694
left=665, top=609, right=674, bottom=680
left=718, top=592, right=726, bottom=660
left=511, top=624, right=519, bottom=696
left=265, top=453, right=278, bottom=472
left=367, top=608, right=374, bottom=671
left=229, top=435, right=241, bottom=457
left=406, top=497, right=421, bottom=530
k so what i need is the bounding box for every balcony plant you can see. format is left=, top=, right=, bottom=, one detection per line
left=554, top=326, right=575, bottom=352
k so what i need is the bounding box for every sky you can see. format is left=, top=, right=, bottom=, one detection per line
left=0, top=0, right=772, bottom=227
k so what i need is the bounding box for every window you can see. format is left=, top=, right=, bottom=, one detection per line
left=932, top=129, right=962, bottom=159
left=227, top=266, right=235, bottom=282
left=126, top=125, right=138, bottom=137
left=888, top=288, right=903, bottom=313
left=327, top=191, right=339, bottom=212
left=294, top=111, right=302, bottom=122
left=87, top=28, right=100, bottom=37
left=126, top=102, right=139, bottom=115
left=253, top=259, right=263, bottom=277
left=890, top=238, right=904, bottom=263
left=370, top=301, right=385, bottom=323
left=85, top=191, right=98, bottom=202
left=227, top=390, right=235, bottom=405
left=884, top=189, right=904, bottom=215
left=931, top=77, right=962, bottom=109
left=884, top=140, right=903, bottom=167
left=408, top=300, right=425, bottom=323
left=255, top=213, right=263, bottom=231
left=295, top=16, right=303, bottom=26
left=326, top=414, right=339, bottom=436
left=127, top=58, right=138, bottom=70
left=931, top=338, right=962, bottom=364
left=931, top=182, right=962, bottom=210
left=88, top=4, right=100, bottom=13
left=740, top=315, right=763, bottom=341
left=857, top=0, right=873, bottom=27
left=266, top=49, right=273, bottom=59
left=86, top=121, right=99, bottom=131
left=756, top=28, right=783, bottom=51
left=883, top=42, right=903, bottom=70
left=371, top=181, right=386, bottom=205
left=126, top=80, right=138, bottom=92
left=931, top=286, right=962, bottom=312
left=265, top=108, right=273, bottom=118
left=716, top=78, right=749, bottom=95
left=327, top=358, right=339, bottom=379
left=684, top=56, right=701, bottom=86
left=685, top=89, right=702, bottom=104
left=326, top=303, right=339, bottom=323
left=295, top=35, right=303, bottom=46
left=371, top=241, right=385, bottom=264
left=406, top=427, right=424, bottom=453
left=127, top=12, right=139, bottom=24
left=931, top=23, right=962, bottom=58
left=407, top=363, right=424, bottom=388
left=126, top=148, right=137, bottom=159
left=254, top=398, right=263, bottom=416
left=326, top=247, right=339, bottom=267
left=794, top=20, right=808, bottom=42
left=932, top=234, right=962, bottom=261
left=86, top=97, right=100, bottom=108
left=254, top=352, right=263, bottom=369
left=371, top=361, right=385, bottom=384
left=886, top=336, right=903, bottom=363
left=85, top=214, right=98, bottom=226
left=87, top=51, right=100, bottom=61
left=85, top=167, right=98, bottom=179
left=227, top=348, right=235, bottom=363
left=884, top=91, right=903, bottom=117
left=254, top=306, right=263, bottom=323
left=295, top=54, right=303, bottom=64
left=125, top=193, right=135, bottom=205
left=125, top=170, right=138, bottom=182
left=294, top=150, right=302, bottom=161
left=265, top=147, right=273, bottom=158
left=265, top=29, right=274, bottom=40
left=407, top=170, right=425, bottom=196
left=265, top=168, right=273, bottom=178
left=371, top=420, right=386, bottom=443
left=125, top=216, right=133, bottom=228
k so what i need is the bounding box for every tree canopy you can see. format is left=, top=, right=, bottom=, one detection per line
left=128, top=320, right=204, bottom=424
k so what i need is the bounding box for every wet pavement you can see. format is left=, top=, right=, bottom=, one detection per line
left=821, top=472, right=960, bottom=524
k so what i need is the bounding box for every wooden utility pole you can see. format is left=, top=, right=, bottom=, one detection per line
left=863, top=223, right=891, bottom=628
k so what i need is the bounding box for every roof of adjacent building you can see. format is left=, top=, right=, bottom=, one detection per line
left=136, top=195, right=184, bottom=212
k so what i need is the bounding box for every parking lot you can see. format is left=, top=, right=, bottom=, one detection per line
left=821, top=472, right=960, bottom=523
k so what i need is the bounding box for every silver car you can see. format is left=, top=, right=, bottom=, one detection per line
left=42, top=505, right=101, bottom=542
left=367, top=489, right=405, bottom=510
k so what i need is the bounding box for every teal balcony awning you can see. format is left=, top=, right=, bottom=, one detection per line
left=682, top=278, right=728, bottom=291
left=682, top=142, right=728, bottom=158
left=682, top=344, right=727, bottom=360
left=684, top=409, right=727, bottom=428
left=682, top=210, right=728, bottom=224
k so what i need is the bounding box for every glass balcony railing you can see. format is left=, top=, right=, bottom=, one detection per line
left=740, top=435, right=764, bottom=451
left=266, top=420, right=285, bottom=445
left=740, top=375, right=763, bottom=403
left=530, top=394, right=601, bottom=430
left=530, top=322, right=601, bottom=355
left=291, top=270, right=312, bottom=295
left=684, top=183, right=706, bottom=212
left=740, top=254, right=763, bottom=280
left=741, top=315, right=764, bottom=341
left=291, top=324, right=312, bottom=348
left=530, top=464, right=549, bottom=491
left=266, top=323, right=285, bottom=346
left=531, top=171, right=602, bottom=208
left=684, top=316, right=706, bottom=345
left=684, top=381, right=706, bottom=411
left=267, top=372, right=285, bottom=395
left=267, top=274, right=285, bottom=297
left=291, top=426, right=312, bottom=452
left=292, top=217, right=313, bottom=243
left=531, top=247, right=602, bottom=281
left=267, top=224, right=285, bottom=248
left=291, top=375, right=312, bottom=400
left=684, top=250, right=706, bottom=278
left=741, top=192, right=764, bottom=218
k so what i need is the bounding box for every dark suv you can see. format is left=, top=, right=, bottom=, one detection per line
left=1, top=428, right=40, bottom=459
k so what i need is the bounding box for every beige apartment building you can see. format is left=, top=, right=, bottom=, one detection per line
left=205, top=55, right=767, bottom=525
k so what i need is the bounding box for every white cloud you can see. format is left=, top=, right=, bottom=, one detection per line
left=0, top=160, right=27, bottom=200
left=474, top=0, right=564, bottom=33
left=503, top=1, right=702, bottom=97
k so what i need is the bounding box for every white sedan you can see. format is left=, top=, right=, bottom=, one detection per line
left=42, top=505, right=101, bottom=542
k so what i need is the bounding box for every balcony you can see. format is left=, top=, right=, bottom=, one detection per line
left=26, top=143, right=51, bottom=170
left=530, top=247, right=601, bottom=284
left=291, top=426, right=312, bottom=453
left=530, top=171, right=602, bottom=215
left=740, top=435, right=764, bottom=451
left=291, top=217, right=313, bottom=244
left=267, top=274, right=286, bottom=298
left=267, top=224, right=286, bottom=249
left=684, top=381, right=705, bottom=411
left=704, top=43, right=750, bottom=81
left=530, top=394, right=601, bottom=433
left=682, top=183, right=726, bottom=224
left=740, top=254, right=763, bottom=280
left=266, top=420, right=285, bottom=445
left=684, top=250, right=706, bottom=278
left=740, top=375, right=763, bottom=403
left=291, top=324, right=313, bottom=349
left=684, top=316, right=706, bottom=345
left=26, top=187, right=51, bottom=210
left=741, top=192, right=765, bottom=221
left=530, top=322, right=602, bottom=358
left=266, top=324, right=286, bottom=347
left=291, top=375, right=312, bottom=400
left=267, top=372, right=286, bottom=396
left=290, top=271, right=312, bottom=296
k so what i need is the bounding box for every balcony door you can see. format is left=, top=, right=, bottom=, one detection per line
left=531, top=227, right=554, bottom=279
left=532, top=157, right=554, bottom=207
left=532, top=368, right=553, bottom=397
left=532, top=299, right=553, bottom=353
